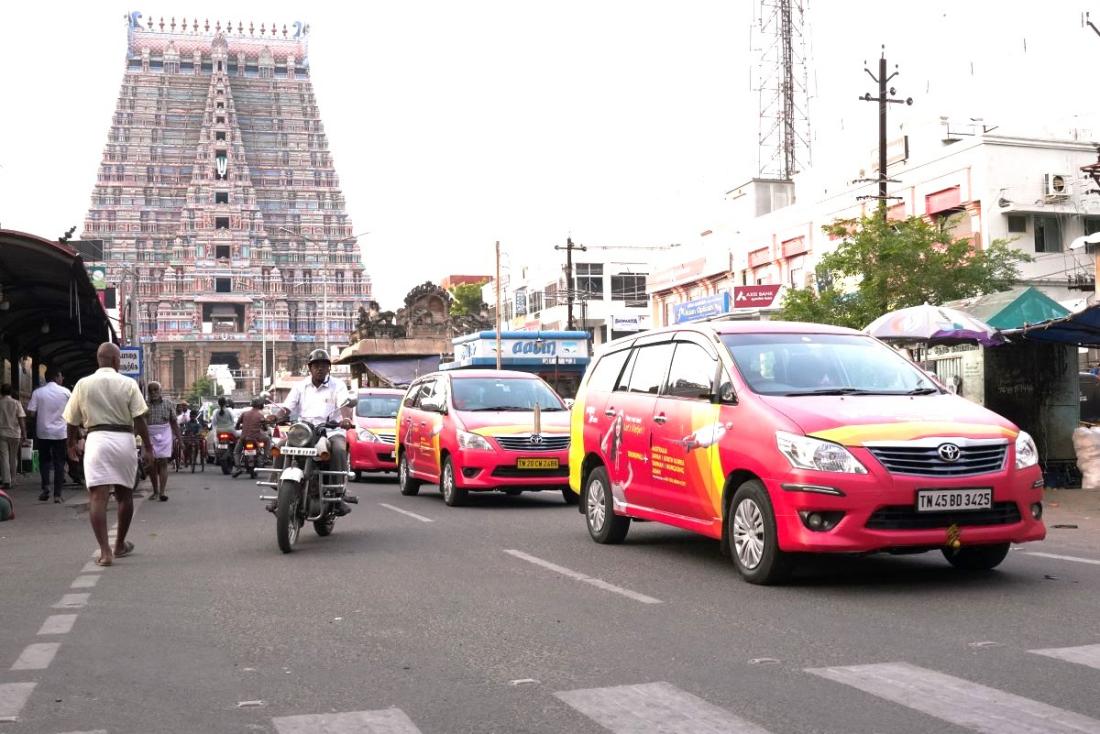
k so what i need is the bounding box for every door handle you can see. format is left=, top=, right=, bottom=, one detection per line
left=604, top=408, right=617, bottom=417
left=653, top=414, right=667, bottom=425
left=419, top=422, right=427, bottom=428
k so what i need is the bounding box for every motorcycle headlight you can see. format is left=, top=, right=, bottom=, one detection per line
left=457, top=430, right=493, bottom=451
left=1016, top=431, right=1039, bottom=469
left=776, top=431, right=868, bottom=474
left=286, top=422, right=313, bottom=448
left=358, top=428, right=380, bottom=443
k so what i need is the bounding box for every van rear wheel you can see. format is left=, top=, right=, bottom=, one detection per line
left=585, top=466, right=629, bottom=544
left=729, top=479, right=792, bottom=585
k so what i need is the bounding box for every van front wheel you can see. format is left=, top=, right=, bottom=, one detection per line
left=729, top=480, right=792, bottom=585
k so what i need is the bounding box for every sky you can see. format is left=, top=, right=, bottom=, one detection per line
left=2, top=1, right=1097, bottom=306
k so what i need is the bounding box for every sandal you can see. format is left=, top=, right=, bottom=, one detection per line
left=95, top=555, right=113, bottom=567
left=113, top=540, right=135, bottom=558
left=159, top=494, right=168, bottom=502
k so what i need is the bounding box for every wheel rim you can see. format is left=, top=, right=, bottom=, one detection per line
left=443, top=463, right=453, bottom=500
left=587, top=477, right=607, bottom=532
left=732, top=499, right=765, bottom=569
left=399, top=457, right=408, bottom=486
left=287, top=496, right=301, bottom=546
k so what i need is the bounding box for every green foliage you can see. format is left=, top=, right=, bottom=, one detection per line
left=777, top=214, right=1030, bottom=330
left=185, top=376, right=216, bottom=405
left=449, top=283, right=485, bottom=317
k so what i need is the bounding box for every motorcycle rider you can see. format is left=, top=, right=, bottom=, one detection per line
left=270, top=349, right=355, bottom=514
left=233, top=397, right=270, bottom=477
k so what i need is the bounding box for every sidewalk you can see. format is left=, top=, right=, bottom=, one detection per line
left=1040, top=487, right=1100, bottom=555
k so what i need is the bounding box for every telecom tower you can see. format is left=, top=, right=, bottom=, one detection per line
left=753, top=0, right=812, bottom=180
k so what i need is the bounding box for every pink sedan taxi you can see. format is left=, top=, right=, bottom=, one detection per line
left=569, top=321, right=1046, bottom=583
left=395, top=370, right=574, bottom=506
left=347, top=388, right=404, bottom=479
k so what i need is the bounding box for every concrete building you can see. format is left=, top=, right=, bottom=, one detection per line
left=81, top=15, right=370, bottom=398
left=481, top=245, right=657, bottom=347
left=650, top=119, right=1099, bottom=325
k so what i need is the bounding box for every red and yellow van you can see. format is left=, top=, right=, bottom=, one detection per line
left=569, top=321, right=1046, bottom=583
left=347, top=388, right=404, bottom=479
left=395, top=370, right=575, bottom=506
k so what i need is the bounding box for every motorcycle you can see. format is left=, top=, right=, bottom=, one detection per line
left=256, top=419, right=356, bottom=553
left=214, top=430, right=236, bottom=475
left=234, top=438, right=269, bottom=479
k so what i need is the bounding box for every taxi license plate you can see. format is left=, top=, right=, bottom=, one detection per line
left=517, top=458, right=559, bottom=470
left=216, top=443, right=228, bottom=449
left=916, top=488, right=992, bottom=512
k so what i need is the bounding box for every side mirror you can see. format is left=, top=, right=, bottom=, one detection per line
left=716, top=382, right=737, bottom=405
left=563, top=398, right=575, bottom=409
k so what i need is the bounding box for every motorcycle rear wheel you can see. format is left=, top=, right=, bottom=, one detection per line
left=276, top=480, right=302, bottom=553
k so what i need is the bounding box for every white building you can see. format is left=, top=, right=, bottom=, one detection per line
left=650, top=118, right=1099, bottom=325
left=482, top=244, right=660, bottom=346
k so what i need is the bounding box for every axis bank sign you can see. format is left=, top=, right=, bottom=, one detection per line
left=733, top=285, right=782, bottom=309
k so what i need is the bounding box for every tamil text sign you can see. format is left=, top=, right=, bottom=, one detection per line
left=119, top=347, right=142, bottom=378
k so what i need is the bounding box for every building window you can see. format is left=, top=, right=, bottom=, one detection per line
left=529, top=291, right=543, bottom=313
left=1085, top=217, right=1100, bottom=237
left=216, top=245, right=231, bottom=260
left=215, top=131, right=226, bottom=141
left=1007, top=215, right=1027, bottom=233
left=216, top=101, right=224, bottom=109
left=216, top=116, right=225, bottom=124
left=215, top=278, right=232, bottom=293
left=610, top=273, right=648, bottom=305
left=1034, top=215, right=1062, bottom=253
left=215, top=217, right=230, bottom=229
left=215, top=192, right=229, bottom=204
left=575, top=263, right=604, bottom=299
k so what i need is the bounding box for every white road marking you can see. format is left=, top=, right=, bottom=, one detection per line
left=379, top=503, right=434, bottom=523
left=272, top=708, right=422, bottom=733
left=38, top=614, right=77, bottom=636
left=1023, top=552, right=1100, bottom=566
left=554, top=681, right=772, bottom=734
left=56, top=730, right=108, bottom=734
left=11, top=642, right=61, bottom=671
left=504, top=549, right=662, bottom=604
left=0, top=682, right=36, bottom=721
left=71, top=575, right=100, bottom=589
left=1031, top=644, right=1100, bottom=671
left=80, top=561, right=105, bottom=574
left=52, top=593, right=90, bottom=610
left=807, top=661, right=1100, bottom=734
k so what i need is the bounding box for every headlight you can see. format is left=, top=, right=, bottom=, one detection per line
left=1016, top=431, right=1038, bottom=469
left=358, top=428, right=380, bottom=443
left=457, top=430, right=493, bottom=451
left=776, top=431, right=867, bottom=474
left=286, top=422, right=313, bottom=448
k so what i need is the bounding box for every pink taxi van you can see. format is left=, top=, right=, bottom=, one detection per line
left=568, top=321, right=1046, bottom=584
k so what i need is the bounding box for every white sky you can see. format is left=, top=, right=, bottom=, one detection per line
left=1, top=1, right=1096, bottom=305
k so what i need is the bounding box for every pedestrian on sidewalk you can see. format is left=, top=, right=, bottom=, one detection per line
left=27, top=366, right=72, bottom=502
left=0, top=383, right=27, bottom=490
left=143, top=381, right=178, bottom=501
left=64, top=343, right=153, bottom=566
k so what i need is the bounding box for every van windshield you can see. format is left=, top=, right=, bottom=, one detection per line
left=452, top=378, right=566, bottom=411
left=720, top=333, right=941, bottom=397
left=357, top=395, right=402, bottom=418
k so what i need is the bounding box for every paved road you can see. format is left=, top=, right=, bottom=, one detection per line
left=3, top=469, right=1100, bottom=733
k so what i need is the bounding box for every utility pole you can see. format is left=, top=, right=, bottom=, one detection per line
left=857, top=46, right=912, bottom=221
left=554, top=237, right=586, bottom=331
left=495, top=241, right=502, bottom=370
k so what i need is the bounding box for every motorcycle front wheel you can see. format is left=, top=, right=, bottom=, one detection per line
left=276, top=480, right=303, bottom=553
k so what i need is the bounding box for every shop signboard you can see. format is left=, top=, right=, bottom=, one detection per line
left=732, top=284, right=782, bottom=309
left=673, top=293, right=730, bottom=323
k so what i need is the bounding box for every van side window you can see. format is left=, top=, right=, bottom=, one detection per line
left=624, top=343, right=676, bottom=394
left=587, top=349, right=631, bottom=394
left=410, top=380, right=436, bottom=409
left=664, top=342, right=718, bottom=399
left=613, top=349, right=639, bottom=392
left=403, top=383, right=423, bottom=409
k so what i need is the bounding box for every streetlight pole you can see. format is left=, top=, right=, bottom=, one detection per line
left=275, top=226, right=369, bottom=357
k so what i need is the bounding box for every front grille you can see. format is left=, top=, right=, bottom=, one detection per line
left=866, top=502, right=1021, bottom=530
left=378, top=434, right=396, bottom=445
left=867, top=443, right=1007, bottom=477
left=495, top=434, right=570, bottom=452
left=492, top=465, right=569, bottom=478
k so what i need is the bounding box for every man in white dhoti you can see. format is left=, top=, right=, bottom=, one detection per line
left=143, top=381, right=179, bottom=501
left=64, top=343, right=154, bottom=566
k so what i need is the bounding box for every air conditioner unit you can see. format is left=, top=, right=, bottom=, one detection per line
left=1044, top=173, right=1072, bottom=199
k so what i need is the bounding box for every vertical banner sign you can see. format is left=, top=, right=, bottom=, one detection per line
left=119, top=347, right=143, bottom=378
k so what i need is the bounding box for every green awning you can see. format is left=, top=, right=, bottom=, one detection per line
left=946, top=287, right=1070, bottom=330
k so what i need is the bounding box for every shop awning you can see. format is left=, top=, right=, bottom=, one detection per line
left=363, top=356, right=441, bottom=387
left=1011, top=303, right=1100, bottom=347
left=947, top=286, right=1070, bottom=330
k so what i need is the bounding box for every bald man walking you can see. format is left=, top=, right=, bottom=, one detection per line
left=64, top=343, right=154, bottom=566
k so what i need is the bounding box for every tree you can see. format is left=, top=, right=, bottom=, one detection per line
left=777, top=214, right=1030, bottom=330
left=185, top=376, right=216, bottom=406
left=449, top=283, right=485, bottom=318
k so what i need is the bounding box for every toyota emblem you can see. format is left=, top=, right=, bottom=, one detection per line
left=937, top=443, right=962, bottom=463
left=529, top=434, right=544, bottom=445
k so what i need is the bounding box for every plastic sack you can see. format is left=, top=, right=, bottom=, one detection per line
left=1073, top=427, right=1100, bottom=488
left=0, top=489, right=13, bottom=521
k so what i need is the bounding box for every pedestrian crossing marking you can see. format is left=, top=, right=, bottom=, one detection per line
left=554, top=682, right=773, bottom=734
left=1031, top=644, right=1100, bottom=671
left=71, top=575, right=100, bottom=589
left=0, top=682, right=36, bottom=721
left=272, top=708, right=422, bottom=733
left=11, top=642, right=60, bottom=671
left=807, top=661, right=1100, bottom=734
left=38, top=614, right=77, bottom=635
left=52, top=593, right=89, bottom=610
